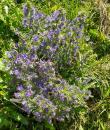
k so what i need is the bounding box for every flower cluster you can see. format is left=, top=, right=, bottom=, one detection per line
left=5, top=4, right=91, bottom=124
left=21, top=5, right=86, bottom=66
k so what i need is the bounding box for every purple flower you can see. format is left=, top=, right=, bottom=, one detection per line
left=14, top=92, right=20, bottom=98
left=61, top=16, right=66, bottom=21
left=79, top=24, right=84, bottom=30
left=25, top=90, right=32, bottom=97
left=73, top=46, right=79, bottom=57
left=56, top=117, right=64, bottom=121
left=49, top=46, right=58, bottom=52
left=6, top=51, right=12, bottom=59
left=76, top=35, right=81, bottom=39
left=23, top=105, right=31, bottom=114
left=34, top=112, right=41, bottom=118
left=31, top=45, right=38, bottom=51
left=29, top=17, right=33, bottom=27
left=23, top=4, right=28, bottom=17
left=34, top=13, right=44, bottom=20
left=59, top=93, right=65, bottom=101
left=36, top=81, right=44, bottom=88
left=49, top=30, right=54, bottom=35
left=72, top=26, right=77, bottom=32
left=47, top=34, right=52, bottom=40
left=40, top=41, right=46, bottom=47
left=22, top=100, right=27, bottom=105
left=21, top=54, right=28, bottom=59
left=26, top=59, right=31, bottom=65
left=44, top=108, right=48, bottom=113
left=32, top=35, right=39, bottom=42
left=21, top=40, right=27, bottom=46
left=55, top=29, right=60, bottom=34
left=38, top=13, right=44, bottom=18
left=14, top=57, right=21, bottom=64
left=52, top=10, right=60, bottom=20
left=22, top=18, right=28, bottom=27
left=47, top=118, right=52, bottom=124
left=34, top=112, right=42, bottom=121
left=47, top=30, right=54, bottom=40
left=46, top=16, right=53, bottom=22
left=74, top=17, right=81, bottom=22
left=30, top=54, right=37, bottom=60
left=68, top=32, right=72, bottom=36
left=17, top=85, right=24, bottom=91
left=14, top=69, right=19, bottom=76
left=58, top=22, right=64, bottom=29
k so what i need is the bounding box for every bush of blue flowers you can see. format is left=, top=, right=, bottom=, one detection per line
left=4, top=4, right=92, bottom=127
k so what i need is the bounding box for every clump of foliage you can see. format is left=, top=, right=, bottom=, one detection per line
left=4, top=5, right=92, bottom=128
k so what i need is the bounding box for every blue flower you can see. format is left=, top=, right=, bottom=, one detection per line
left=44, top=108, right=48, bottom=113
left=26, top=59, right=31, bottom=65
left=79, top=24, right=84, bottom=30
left=47, top=30, right=54, bottom=40
left=22, top=18, right=28, bottom=27
left=49, top=46, right=58, bottom=52
left=6, top=51, right=13, bottom=59
left=22, top=100, right=27, bottom=105
left=47, top=118, right=52, bottom=124
left=55, top=29, right=60, bottom=34
left=59, top=93, right=65, bottom=101
left=46, top=16, right=53, bottom=22
left=32, top=35, right=39, bottom=42
left=73, top=46, right=79, bottom=56
left=23, top=4, right=28, bottom=17
left=40, top=41, right=46, bottom=47
left=17, top=85, right=24, bottom=91
left=14, top=57, right=21, bottom=64
left=31, top=45, right=38, bottom=51
left=21, top=54, right=28, bottom=59
left=34, top=13, right=44, bottom=20
left=58, top=22, right=64, bottom=29
left=30, top=54, right=37, bottom=60
left=14, top=69, right=20, bottom=76
left=52, top=10, right=60, bottom=20
left=25, top=90, right=32, bottom=97
left=36, top=80, right=44, bottom=88
left=34, top=112, right=42, bottom=119
left=14, top=92, right=20, bottom=98
left=23, top=105, right=31, bottom=114
left=29, top=17, right=33, bottom=27
left=68, top=32, right=71, bottom=36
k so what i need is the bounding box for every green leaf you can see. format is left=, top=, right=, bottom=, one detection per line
left=45, top=121, right=55, bottom=130
left=0, top=58, right=5, bottom=70
left=79, top=125, right=84, bottom=130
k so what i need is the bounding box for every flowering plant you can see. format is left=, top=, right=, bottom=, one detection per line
left=5, top=4, right=91, bottom=124
left=21, top=4, right=86, bottom=66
